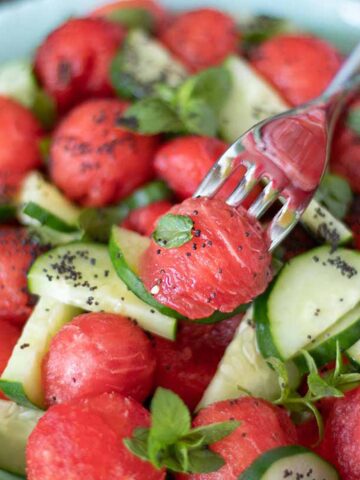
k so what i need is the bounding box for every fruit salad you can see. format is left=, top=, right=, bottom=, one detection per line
left=0, top=1, right=359, bottom=479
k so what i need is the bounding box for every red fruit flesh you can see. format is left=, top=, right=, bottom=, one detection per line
left=0, top=227, right=40, bottom=327
left=34, top=18, right=125, bottom=112
left=27, top=392, right=165, bottom=480
left=330, top=98, right=360, bottom=193
left=319, top=387, right=360, bottom=480
left=151, top=316, right=241, bottom=410
left=178, top=397, right=297, bottom=480
left=50, top=99, right=158, bottom=206
left=159, top=8, right=238, bottom=72
left=154, top=136, right=228, bottom=200
left=251, top=34, right=342, bottom=106
left=122, top=200, right=172, bottom=236
left=0, top=96, right=42, bottom=196
left=140, top=197, right=272, bottom=319
left=0, top=320, right=20, bottom=400
left=43, top=313, right=156, bottom=406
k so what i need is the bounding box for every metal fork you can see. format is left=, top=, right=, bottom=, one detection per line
left=194, top=43, right=360, bottom=251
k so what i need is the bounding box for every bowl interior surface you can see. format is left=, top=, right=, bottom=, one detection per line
left=0, top=0, right=359, bottom=62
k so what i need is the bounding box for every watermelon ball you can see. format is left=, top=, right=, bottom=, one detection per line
left=0, top=227, right=40, bottom=327
left=140, top=197, right=272, bottom=319
left=0, top=96, right=42, bottom=197
left=0, top=319, right=20, bottom=400
left=159, top=8, right=238, bottom=73
left=34, top=18, right=125, bottom=112
left=26, top=392, right=165, bottom=480
left=176, top=397, right=298, bottom=479
left=250, top=34, right=342, bottom=106
left=122, top=200, right=173, bottom=236
left=331, top=98, right=360, bottom=194
left=42, top=312, right=156, bottom=406
left=50, top=99, right=159, bottom=207
left=151, top=316, right=241, bottom=410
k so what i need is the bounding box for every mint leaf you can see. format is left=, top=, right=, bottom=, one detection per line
left=347, top=106, right=360, bottom=135
left=177, top=66, right=232, bottom=113
left=150, top=388, right=191, bottom=444
left=183, top=421, right=240, bottom=447
left=153, top=214, right=194, bottom=249
left=118, top=98, right=183, bottom=134
left=307, top=372, right=344, bottom=399
left=104, top=7, right=154, bottom=31
left=187, top=449, right=225, bottom=473
left=180, top=99, right=218, bottom=136
left=123, top=428, right=150, bottom=461
left=315, top=173, right=353, bottom=220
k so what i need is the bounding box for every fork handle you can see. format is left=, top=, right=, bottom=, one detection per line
left=323, top=41, right=360, bottom=99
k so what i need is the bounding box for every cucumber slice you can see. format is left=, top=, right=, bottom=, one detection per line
left=0, top=470, right=24, bottom=480
left=255, top=246, right=360, bottom=360
left=239, top=445, right=339, bottom=480
left=0, top=298, right=81, bottom=408
left=109, top=226, right=248, bottom=323
left=104, top=7, right=154, bottom=31
left=294, top=303, right=360, bottom=372
left=301, top=198, right=353, bottom=246
left=346, top=338, right=360, bottom=367
left=0, top=60, right=37, bottom=108
left=219, top=56, right=288, bottom=142
left=0, top=400, right=42, bottom=476
left=17, top=172, right=81, bottom=232
left=110, top=29, right=187, bottom=100
left=28, top=242, right=177, bottom=340
left=198, top=309, right=299, bottom=410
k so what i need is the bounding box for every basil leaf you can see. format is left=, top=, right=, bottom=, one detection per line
left=347, top=106, right=360, bottom=136
left=182, top=421, right=240, bottom=447
left=150, top=388, right=191, bottom=445
left=187, top=449, right=225, bottom=473
left=104, top=7, right=154, bottom=31
left=178, top=66, right=231, bottom=113
left=315, top=173, right=353, bottom=220
left=118, top=98, right=184, bottom=134
left=153, top=214, right=194, bottom=249
left=123, top=427, right=150, bottom=461
left=180, top=99, right=218, bottom=136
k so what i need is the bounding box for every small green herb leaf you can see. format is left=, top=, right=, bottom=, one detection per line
left=153, top=214, right=194, bottom=249
left=177, top=66, right=232, bottom=113
left=307, top=372, right=344, bottom=399
left=150, top=387, right=191, bottom=444
left=241, top=15, right=295, bottom=51
left=315, top=173, right=353, bottom=220
left=266, top=357, right=290, bottom=403
left=118, top=97, right=184, bottom=134
left=104, top=7, right=154, bottom=31
left=182, top=421, right=240, bottom=447
left=347, top=106, right=360, bottom=135
left=124, top=388, right=236, bottom=474
left=187, top=449, right=225, bottom=473
left=180, top=99, right=218, bottom=136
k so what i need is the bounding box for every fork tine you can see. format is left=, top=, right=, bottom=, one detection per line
left=226, top=162, right=260, bottom=207
left=268, top=200, right=301, bottom=251
left=194, top=142, right=245, bottom=198
left=248, top=181, right=278, bottom=219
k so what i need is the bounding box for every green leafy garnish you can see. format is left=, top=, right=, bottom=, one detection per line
left=315, top=173, right=353, bottom=220
left=269, top=342, right=360, bottom=442
left=117, top=65, right=231, bottom=136
left=124, top=388, right=240, bottom=473
left=347, top=106, right=360, bottom=136
left=153, top=214, right=194, bottom=249
left=104, top=7, right=154, bottom=31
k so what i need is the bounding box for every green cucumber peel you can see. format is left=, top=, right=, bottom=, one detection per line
left=109, top=226, right=248, bottom=323
left=0, top=203, right=16, bottom=222
left=0, top=470, right=25, bottom=480
left=0, top=380, right=41, bottom=410
left=23, top=201, right=80, bottom=233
